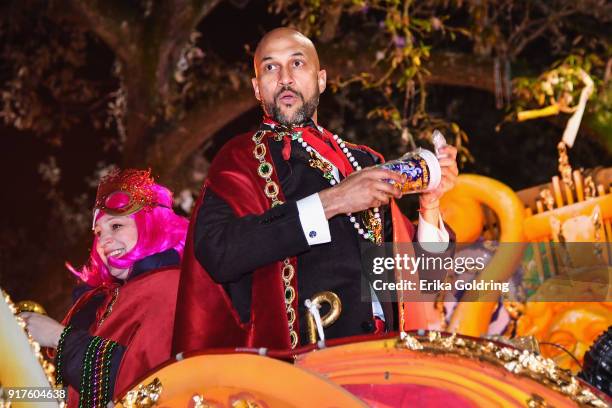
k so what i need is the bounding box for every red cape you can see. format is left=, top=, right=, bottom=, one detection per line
left=62, top=267, right=179, bottom=406
left=173, top=130, right=417, bottom=354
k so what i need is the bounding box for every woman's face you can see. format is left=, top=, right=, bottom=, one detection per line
left=94, top=214, right=138, bottom=280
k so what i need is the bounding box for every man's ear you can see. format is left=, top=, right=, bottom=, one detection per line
left=251, top=77, right=261, bottom=101
left=318, top=69, right=327, bottom=94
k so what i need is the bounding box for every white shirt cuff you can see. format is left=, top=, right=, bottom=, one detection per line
left=417, top=213, right=450, bottom=253
left=296, top=193, right=331, bottom=245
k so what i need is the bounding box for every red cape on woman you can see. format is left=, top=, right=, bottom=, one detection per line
left=62, top=267, right=180, bottom=405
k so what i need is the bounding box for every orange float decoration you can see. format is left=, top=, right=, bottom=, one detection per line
left=114, top=334, right=610, bottom=407
left=438, top=182, right=485, bottom=244
left=522, top=195, right=612, bottom=242
left=114, top=353, right=366, bottom=407
left=3, top=169, right=611, bottom=407
left=392, top=172, right=526, bottom=333
left=439, top=174, right=527, bottom=336
left=515, top=161, right=612, bottom=372
left=110, top=171, right=610, bottom=406
left=516, top=302, right=612, bottom=373
left=438, top=168, right=612, bottom=373
left=296, top=333, right=608, bottom=408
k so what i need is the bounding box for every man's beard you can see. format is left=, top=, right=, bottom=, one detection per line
left=264, top=85, right=319, bottom=126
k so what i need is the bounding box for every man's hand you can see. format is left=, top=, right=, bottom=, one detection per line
left=19, top=312, right=65, bottom=349
left=419, top=145, right=459, bottom=224
left=319, top=168, right=403, bottom=219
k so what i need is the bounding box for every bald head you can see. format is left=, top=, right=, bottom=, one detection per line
left=251, top=27, right=326, bottom=126
left=253, top=28, right=320, bottom=76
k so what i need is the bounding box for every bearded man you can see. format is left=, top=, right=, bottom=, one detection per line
left=173, top=28, right=458, bottom=352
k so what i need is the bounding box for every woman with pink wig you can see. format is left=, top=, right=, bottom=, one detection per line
left=20, top=169, right=188, bottom=408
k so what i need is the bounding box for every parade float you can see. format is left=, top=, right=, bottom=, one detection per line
left=1, top=151, right=610, bottom=407
left=1, top=1, right=610, bottom=407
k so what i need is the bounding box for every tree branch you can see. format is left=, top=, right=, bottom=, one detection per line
left=507, top=4, right=578, bottom=59
left=192, top=0, right=224, bottom=24
left=319, top=4, right=343, bottom=43
left=91, top=0, right=224, bottom=168
left=68, top=0, right=141, bottom=63
left=147, top=49, right=497, bottom=181
left=154, top=0, right=223, bottom=100
left=147, top=87, right=257, bottom=182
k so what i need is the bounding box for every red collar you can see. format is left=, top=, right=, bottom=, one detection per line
left=261, top=117, right=354, bottom=177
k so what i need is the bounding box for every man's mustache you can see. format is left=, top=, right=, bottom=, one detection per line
left=275, top=86, right=304, bottom=101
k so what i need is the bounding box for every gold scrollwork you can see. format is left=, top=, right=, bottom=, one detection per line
left=398, top=332, right=608, bottom=408
left=119, top=377, right=162, bottom=408
left=232, top=398, right=261, bottom=408
left=308, top=156, right=333, bottom=175
left=192, top=394, right=216, bottom=408
left=527, top=393, right=553, bottom=408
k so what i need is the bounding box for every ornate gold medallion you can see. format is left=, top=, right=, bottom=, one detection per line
left=98, top=287, right=119, bottom=327
left=363, top=209, right=383, bottom=245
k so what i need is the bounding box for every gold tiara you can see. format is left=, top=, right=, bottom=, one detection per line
left=94, top=169, right=157, bottom=216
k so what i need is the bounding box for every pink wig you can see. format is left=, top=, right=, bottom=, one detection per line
left=68, top=182, right=188, bottom=287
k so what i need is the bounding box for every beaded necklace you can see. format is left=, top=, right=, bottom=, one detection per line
left=97, top=287, right=119, bottom=327
left=270, top=123, right=383, bottom=245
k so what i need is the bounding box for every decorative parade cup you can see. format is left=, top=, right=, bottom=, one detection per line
left=378, top=130, right=447, bottom=194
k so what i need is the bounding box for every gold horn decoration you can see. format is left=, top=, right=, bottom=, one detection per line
left=15, top=300, right=47, bottom=315
left=306, top=291, right=342, bottom=344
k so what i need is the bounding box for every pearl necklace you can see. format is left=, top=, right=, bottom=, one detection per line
left=293, top=131, right=382, bottom=243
